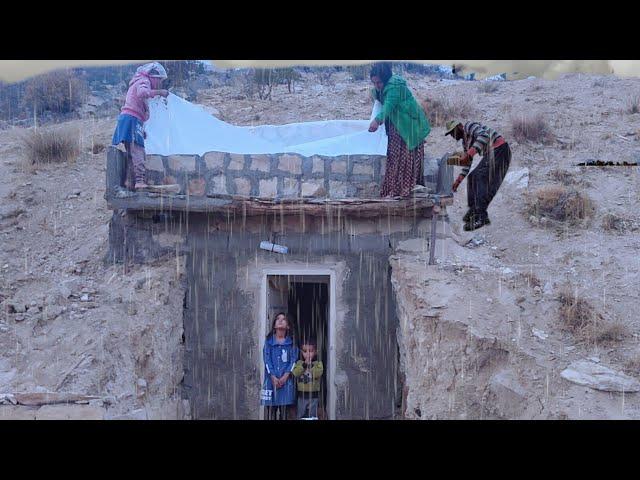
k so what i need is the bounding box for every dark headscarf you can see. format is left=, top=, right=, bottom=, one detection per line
left=370, top=62, right=393, bottom=85
left=370, top=62, right=394, bottom=136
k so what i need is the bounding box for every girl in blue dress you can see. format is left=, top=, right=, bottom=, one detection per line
left=261, top=312, right=298, bottom=420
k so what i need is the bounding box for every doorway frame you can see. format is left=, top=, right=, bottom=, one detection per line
left=259, top=267, right=337, bottom=420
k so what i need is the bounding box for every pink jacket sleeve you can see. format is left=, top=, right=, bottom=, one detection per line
left=135, top=78, right=153, bottom=101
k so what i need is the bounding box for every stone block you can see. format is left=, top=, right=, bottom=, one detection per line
left=301, top=180, right=326, bottom=197
left=250, top=154, right=272, bottom=172
left=204, top=152, right=225, bottom=171
left=331, top=160, right=347, bottom=174
left=353, top=163, right=374, bottom=175
left=312, top=156, right=325, bottom=174
left=228, top=154, right=245, bottom=170
left=209, top=175, right=228, bottom=195
left=168, top=155, right=196, bottom=173
left=234, top=177, right=252, bottom=196
left=278, top=154, right=302, bottom=174
left=329, top=181, right=348, bottom=198
left=163, top=175, right=178, bottom=186
left=188, top=178, right=206, bottom=197
left=259, top=178, right=278, bottom=197
left=145, top=155, right=164, bottom=172
left=355, top=182, right=380, bottom=198
left=282, top=178, right=300, bottom=197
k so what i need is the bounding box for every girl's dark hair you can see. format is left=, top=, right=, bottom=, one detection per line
left=370, top=62, right=393, bottom=84
left=267, top=312, right=289, bottom=339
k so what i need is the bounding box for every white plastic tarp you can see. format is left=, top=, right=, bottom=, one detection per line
left=144, top=94, right=388, bottom=157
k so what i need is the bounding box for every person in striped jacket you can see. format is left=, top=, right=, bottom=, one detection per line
left=444, top=120, right=512, bottom=231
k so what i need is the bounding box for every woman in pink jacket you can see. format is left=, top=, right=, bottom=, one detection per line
left=112, top=62, right=169, bottom=191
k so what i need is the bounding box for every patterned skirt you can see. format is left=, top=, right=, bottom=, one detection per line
left=112, top=114, right=145, bottom=148
left=380, top=122, right=425, bottom=198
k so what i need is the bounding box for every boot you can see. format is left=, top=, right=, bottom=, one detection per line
left=464, top=214, right=491, bottom=231
left=463, top=209, right=473, bottom=222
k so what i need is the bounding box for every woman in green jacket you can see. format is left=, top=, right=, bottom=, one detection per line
left=368, top=62, right=431, bottom=198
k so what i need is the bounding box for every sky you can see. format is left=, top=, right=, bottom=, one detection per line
left=1, top=60, right=640, bottom=83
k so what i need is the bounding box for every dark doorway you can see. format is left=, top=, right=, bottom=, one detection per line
left=288, top=281, right=329, bottom=419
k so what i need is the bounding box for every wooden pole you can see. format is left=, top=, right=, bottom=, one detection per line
left=429, top=215, right=438, bottom=265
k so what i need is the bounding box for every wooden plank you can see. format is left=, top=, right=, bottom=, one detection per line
left=107, top=193, right=453, bottom=217
left=12, top=393, right=102, bottom=407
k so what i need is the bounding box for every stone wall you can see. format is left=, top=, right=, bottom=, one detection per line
left=140, top=149, right=446, bottom=198
left=108, top=147, right=448, bottom=199
left=143, top=150, right=387, bottom=199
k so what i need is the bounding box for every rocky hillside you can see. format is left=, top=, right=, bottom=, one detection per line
left=1, top=68, right=639, bottom=419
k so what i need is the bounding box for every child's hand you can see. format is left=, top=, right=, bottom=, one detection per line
left=271, top=375, right=280, bottom=389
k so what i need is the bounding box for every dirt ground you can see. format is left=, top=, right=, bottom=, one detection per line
left=1, top=70, right=639, bottom=419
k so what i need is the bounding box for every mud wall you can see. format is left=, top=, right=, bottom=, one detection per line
left=106, top=211, right=448, bottom=419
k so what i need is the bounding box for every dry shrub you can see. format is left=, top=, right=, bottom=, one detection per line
left=477, top=82, right=499, bottom=93
left=548, top=169, right=579, bottom=185
left=595, top=322, right=629, bottom=343
left=519, top=272, right=541, bottom=288
left=421, top=94, right=477, bottom=127
left=548, top=168, right=591, bottom=187
left=526, top=185, right=594, bottom=225
left=510, top=113, right=554, bottom=144
left=314, top=68, right=335, bottom=86
left=21, top=127, right=80, bottom=165
left=557, top=287, right=627, bottom=344
left=625, top=95, right=640, bottom=114
left=22, top=69, right=88, bottom=114
left=158, top=60, right=206, bottom=88
left=92, top=143, right=105, bottom=155
left=625, top=356, right=640, bottom=376
left=347, top=64, right=373, bottom=81
left=602, top=212, right=633, bottom=232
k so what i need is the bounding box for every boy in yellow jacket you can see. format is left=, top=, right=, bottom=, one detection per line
left=292, top=339, right=324, bottom=419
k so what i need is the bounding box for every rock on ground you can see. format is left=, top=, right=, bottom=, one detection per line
left=561, top=361, right=640, bottom=393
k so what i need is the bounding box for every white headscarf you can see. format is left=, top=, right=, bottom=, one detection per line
left=136, top=62, right=168, bottom=79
